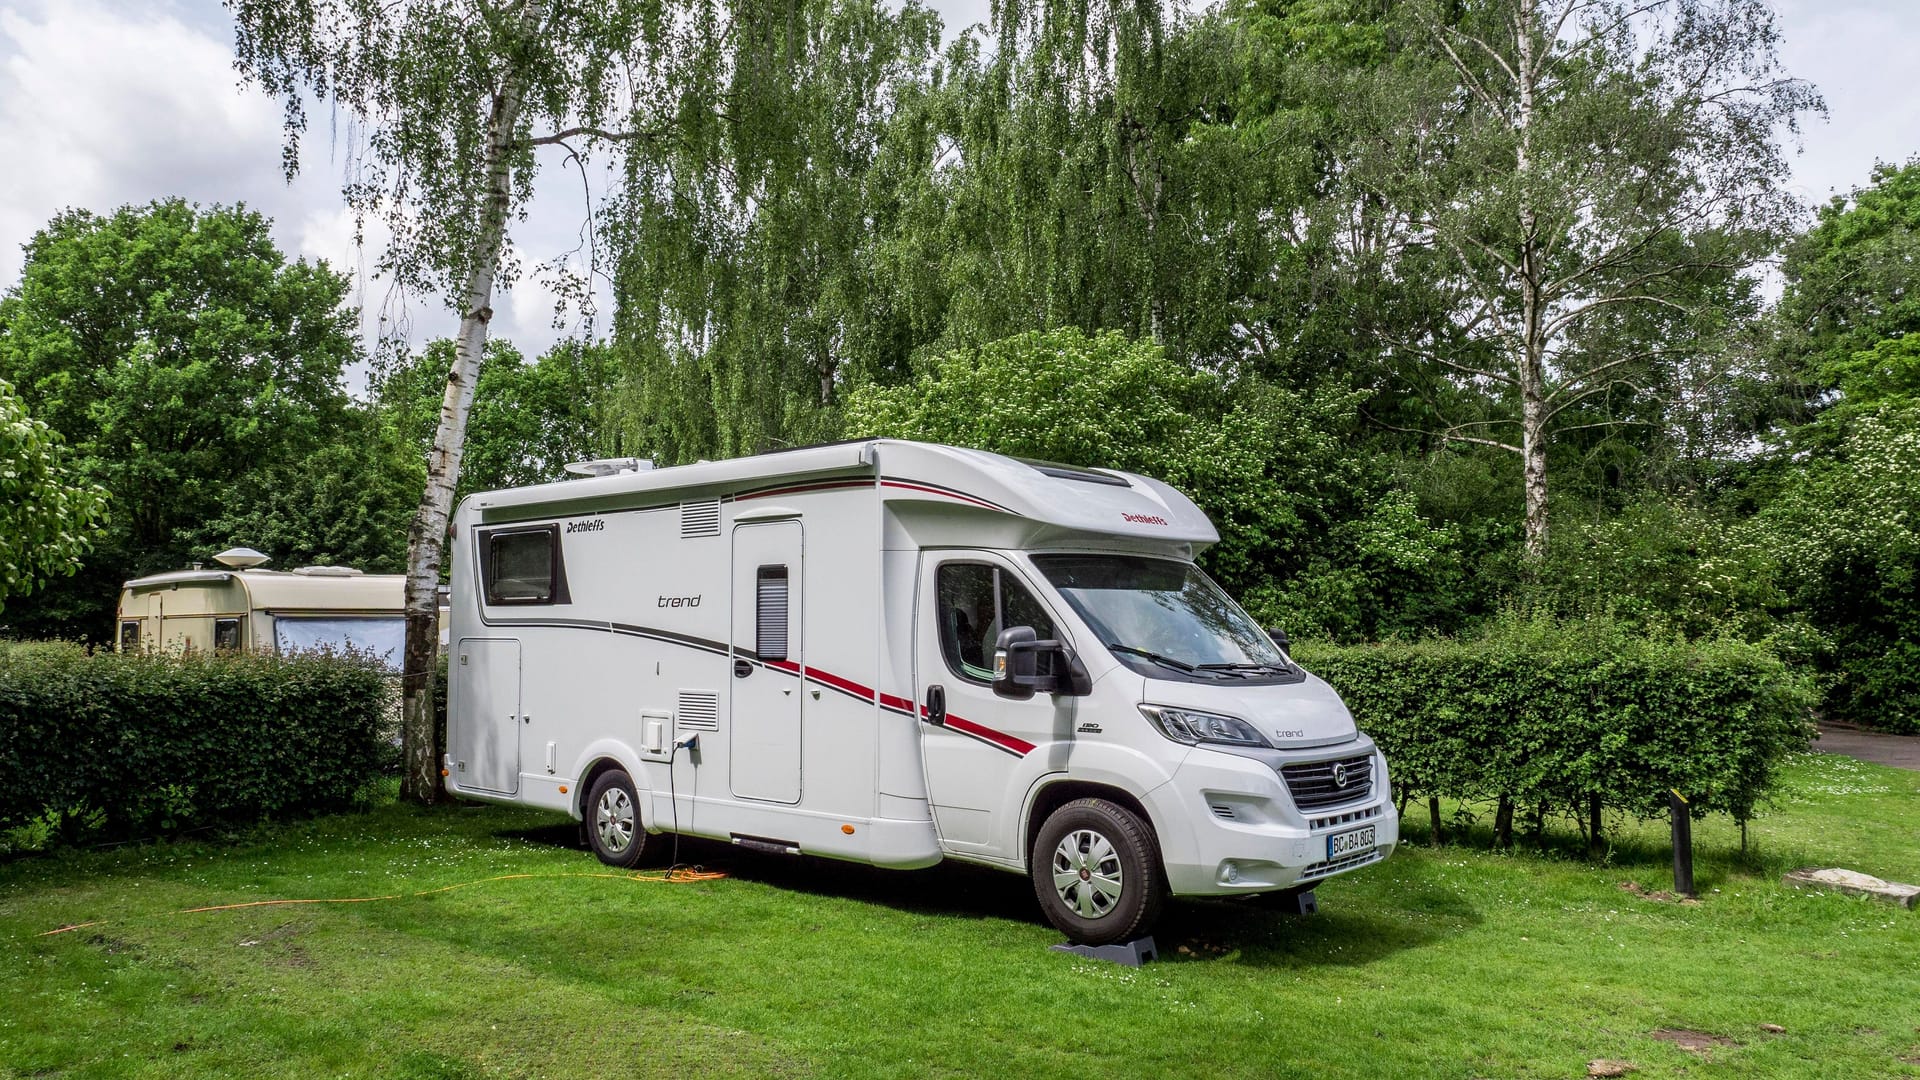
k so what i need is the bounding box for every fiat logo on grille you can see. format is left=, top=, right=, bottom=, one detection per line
left=1331, top=761, right=1349, bottom=789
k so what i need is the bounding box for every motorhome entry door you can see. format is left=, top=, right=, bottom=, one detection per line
left=730, top=520, right=804, bottom=804
left=451, top=638, right=521, bottom=795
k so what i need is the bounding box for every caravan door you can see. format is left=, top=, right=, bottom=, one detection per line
left=916, top=554, right=1074, bottom=859
left=730, top=520, right=804, bottom=803
left=451, top=638, right=522, bottom=795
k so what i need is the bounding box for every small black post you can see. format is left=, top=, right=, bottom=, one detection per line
left=1670, top=789, right=1695, bottom=897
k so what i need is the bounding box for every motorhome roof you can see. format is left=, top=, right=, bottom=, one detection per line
left=462, top=439, right=1220, bottom=546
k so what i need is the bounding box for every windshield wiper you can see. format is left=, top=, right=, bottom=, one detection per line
left=1196, top=661, right=1295, bottom=675
left=1105, top=643, right=1203, bottom=674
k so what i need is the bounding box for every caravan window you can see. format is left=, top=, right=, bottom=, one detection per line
left=482, top=525, right=569, bottom=605
left=119, top=621, right=140, bottom=650
left=274, top=616, right=405, bottom=672
left=935, top=563, right=1057, bottom=685
left=213, top=618, right=241, bottom=651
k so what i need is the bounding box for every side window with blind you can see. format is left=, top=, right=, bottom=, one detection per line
left=481, top=526, right=571, bottom=605
left=756, top=566, right=790, bottom=661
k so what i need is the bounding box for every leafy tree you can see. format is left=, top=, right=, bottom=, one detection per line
left=0, top=378, right=106, bottom=613
left=842, top=328, right=1456, bottom=638
left=1761, top=403, right=1920, bottom=732
left=378, top=338, right=621, bottom=501
left=0, top=199, right=359, bottom=639
left=1348, top=0, right=1820, bottom=558
left=1772, top=158, right=1920, bottom=440
left=228, top=0, right=795, bottom=801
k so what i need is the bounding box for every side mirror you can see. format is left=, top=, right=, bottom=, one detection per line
left=993, top=626, right=1094, bottom=699
left=1266, top=627, right=1290, bottom=652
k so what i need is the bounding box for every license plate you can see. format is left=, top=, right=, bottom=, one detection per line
left=1327, top=824, right=1376, bottom=860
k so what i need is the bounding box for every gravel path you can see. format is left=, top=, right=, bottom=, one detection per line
left=1814, top=723, right=1920, bottom=771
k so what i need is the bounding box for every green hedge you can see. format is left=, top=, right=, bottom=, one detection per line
left=0, top=642, right=392, bottom=843
left=1295, top=620, right=1815, bottom=842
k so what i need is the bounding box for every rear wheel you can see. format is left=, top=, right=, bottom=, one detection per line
left=1030, top=798, right=1164, bottom=945
left=585, top=769, right=647, bottom=869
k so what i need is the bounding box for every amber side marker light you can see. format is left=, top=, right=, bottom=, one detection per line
left=559, top=786, right=569, bottom=794
left=440, top=769, right=449, bottom=776
left=841, top=824, right=856, bottom=834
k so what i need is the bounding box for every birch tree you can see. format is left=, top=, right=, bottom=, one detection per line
left=1352, top=0, right=1819, bottom=557
left=226, top=0, right=728, bottom=803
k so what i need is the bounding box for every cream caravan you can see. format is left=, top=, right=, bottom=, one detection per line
left=116, top=548, right=413, bottom=669
left=445, top=441, right=1398, bottom=944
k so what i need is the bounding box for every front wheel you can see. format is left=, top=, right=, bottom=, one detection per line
left=585, top=769, right=648, bottom=869
left=1030, top=798, right=1165, bottom=945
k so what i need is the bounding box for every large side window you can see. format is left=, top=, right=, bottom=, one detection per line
left=119, top=621, right=140, bottom=651
left=481, top=525, right=570, bottom=605
left=935, top=563, right=1057, bottom=685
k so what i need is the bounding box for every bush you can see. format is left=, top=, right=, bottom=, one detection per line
left=1296, top=618, right=1815, bottom=844
left=0, top=642, right=392, bottom=845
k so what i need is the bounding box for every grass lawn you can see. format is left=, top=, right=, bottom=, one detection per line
left=3, top=751, right=1917, bottom=1079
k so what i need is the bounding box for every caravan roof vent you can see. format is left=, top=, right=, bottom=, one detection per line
left=564, top=457, right=655, bottom=478
left=213, top=547, right=271, bottom=569
left=292, top=565, right=365, bottom=577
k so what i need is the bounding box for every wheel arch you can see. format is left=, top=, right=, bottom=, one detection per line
left=1023, top=779, right=1160, bottom=871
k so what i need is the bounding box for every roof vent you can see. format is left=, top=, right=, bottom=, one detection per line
left=213, top=547, right=271, bottom=569
left=1015, top=457, right=1132, bottom=487
left=292, top=566, right=365, bottom=577
left=565, top=457, right=655, bottom=478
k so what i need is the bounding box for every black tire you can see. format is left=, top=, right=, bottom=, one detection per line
left=1030, top=798, right=1165, bottom=945
left=584, top=769, right=648, bottom=869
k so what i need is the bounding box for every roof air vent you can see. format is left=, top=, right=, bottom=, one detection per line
left=565, top=457, right=655, bottom=478
left=213, top=547, right=271, bottom=569
left=292, top=566, right=365, bottom=577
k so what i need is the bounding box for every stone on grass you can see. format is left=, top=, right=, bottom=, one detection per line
left=1783, top=868, right=1920, bottom=908
left=1586, top=1060, right=1635, bottom=1077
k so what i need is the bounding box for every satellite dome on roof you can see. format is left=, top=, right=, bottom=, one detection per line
left=212, top=547, right=270, bottom=569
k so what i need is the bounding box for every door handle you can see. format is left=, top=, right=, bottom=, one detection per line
left=734, top=659, right=753, bottom=679
left=925, top=684, right=946, bottom=726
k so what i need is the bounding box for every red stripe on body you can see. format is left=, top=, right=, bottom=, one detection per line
left=753, top=657, right=1030, bottom=756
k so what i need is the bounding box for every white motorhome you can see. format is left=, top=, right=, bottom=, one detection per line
left=446, top=440, right=1398, bottom=944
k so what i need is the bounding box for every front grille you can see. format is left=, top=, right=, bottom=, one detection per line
left=1297, top=847, right=1385, bottom=882
left=1309, top=804, right=1381, bottom=832
left=1280, top=754, right=1374, bottom=811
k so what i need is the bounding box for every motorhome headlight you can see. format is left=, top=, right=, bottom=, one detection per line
left=1138, top=705, right=1272, bottom=748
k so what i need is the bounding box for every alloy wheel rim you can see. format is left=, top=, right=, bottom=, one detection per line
left=596, top=788, right=635, bottom=854
left=1051, top=828, right=1123, bottom=919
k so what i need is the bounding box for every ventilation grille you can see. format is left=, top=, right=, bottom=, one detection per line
left=1309, top=804, right=1382, bottom=832
left=1209, top=804, right=1237, bottom=821
left=676, top=690, right=720, bottom=732
left=679, top=500, right=721, bottom=538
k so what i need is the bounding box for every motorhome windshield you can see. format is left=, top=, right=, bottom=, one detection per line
left=1032, top=555, right=1293, bottom=682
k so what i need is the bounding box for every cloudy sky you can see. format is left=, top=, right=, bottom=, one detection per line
left=2, top=0, right=1914, bottom=367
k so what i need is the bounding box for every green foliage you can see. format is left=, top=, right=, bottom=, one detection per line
left=0, top=378, right=106, bottom=609
left=1298, top=618, right=1815, bottom=830
left=1775, top=157, right=1920, bottom=421
left=0, top=199, right=363, bottom=639
left=377, top=338, right=620, bottom=501
left=845, top=328, right=1354, bottom=587
left=1759, top=403, right=1920, bottom=732
left=0, top=642, right=392, bottom=843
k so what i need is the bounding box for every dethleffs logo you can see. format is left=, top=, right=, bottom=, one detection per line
left=565, top=518, right=605, bottom=534
left=1122, top=512, right=1169, bottom=526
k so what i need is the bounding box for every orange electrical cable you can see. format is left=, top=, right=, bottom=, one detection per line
left=36, top=866, right=726, bottom=937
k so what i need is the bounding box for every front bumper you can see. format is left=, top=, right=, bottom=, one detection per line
left=1146, top=741, right=1400, bottom=896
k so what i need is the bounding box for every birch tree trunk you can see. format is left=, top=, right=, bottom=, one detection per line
left=1513, top=0, right=1550, bottom=561
left=400, top=75, right=535, bottom=805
